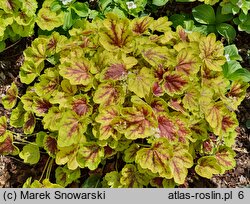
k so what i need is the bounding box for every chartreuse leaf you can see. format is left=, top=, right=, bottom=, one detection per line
left=35, top=131, right=46, bottom=147
left=1, top=82, right=18, bottom=109
left=120, top=164, right=149, bottom=187
left=19, top=143, right=40, bottom=165
left=157, top=114, right=177, bottom=141
left=119, top=103, right=158, bottom=139
left=10, top=102, right=25, bottom=128
left=135, top=138, right=173, bottom=179
left=195, top=156, right=222, bottom=179
left=23, top=178, right=62, bottom=188
left=55, top=166, right=81, bottom=187
left=99, top=13, right=134, bottom=53
left=71, top=94, right=92, bottom=117
left=128, top=67, right=155, bottom=98
left=199, top=33, right=226, bottom=71
left=215, top=146, right=236, bottom=172
left=76, top=142, right=104, bottom=170
left=20, top=61, right=44, bottom=84
left=93, top=82, right=125, bottom=107
left=58, top=111, right=89, bottom=147
left=56, top=145, right=79, bottom=170
left=0, top=0, right=21, bottom=13
left=0, top=116, right=7, bottom=136
left=23, top=111, right=36, bottom=134
left=42, top=106, right=62, bottom=131
left=103, top=171, right=122, bottom=188
left=61, top=79, right=77, bottom=95
left=0, top=131, right=19, bottom=155
left=59, top=57, right=93, bottom=86
left=123, top=143, right=140, bottom=163
left=43, top=134, right=58, bottom=157
left=131, top=16, right=154, bottom=35
left=149, top=16, right=172, bottom=33
left=32, top=97, right=52, bottom=117
left=182, top=86, right=200, bottom=112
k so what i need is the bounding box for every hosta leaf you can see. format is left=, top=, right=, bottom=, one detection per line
left=44, top=134, right=58, bottom=157
left=19, top=143, right=40, bottom=165
left=157, top=114, right=176, bottom=141
left=163, top=71, right=188, bottom=96
left=169, top=145, right=193, bottom=184
left=71, top=94, right=92, bottom=117
left=175, top=49, right=201, bottom=76
left=23, top=111, right=36, bottom=134
left=0, top=132, right=19, bottom=155
left=99, top=13, right=133, bottom=53
left=59, top=57, right=93, bottom=86
left=103, top=171, right=122, bottom=188
left=76, top=142, right=104, bottom=170
left=32, top=97, right=52, bottom=117
left=215, top=147, right=236, bottom=171
left=120, top=104, right=158, bottom=139
left=120, top=164, right=149, bottom=188
left=58, top=111, right=89, bottom=147
left=131, top=16, right=154, bottom=35
left=192, top=4, right=216, bottom=24
left=199, top=33, right=226, bottom=71
left=135, top=138, right=172, bottom=178
left=36, top=7, right=64, bottom=31
left=42, top=107, right=62, bottom=131
left=127, top=67, right=155, bottom=98
left=56, top=145, right=79, bottom=170
left=123, top=143, right=140, bottom=163
left=195, top=156, right=222, bottom=179
left=93, top=82, right=125, bottom=107
left=10, top=102, right=25, bottom=128
left=0, top=116, right=7, bottom=136
left=55, top=166, right=80, bottom=187
left=1, top=82, right=18, bottom=109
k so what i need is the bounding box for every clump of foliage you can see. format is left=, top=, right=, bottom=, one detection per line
left=0, top=0, right=37, bottom=52
left=1, top=13, right=248, bottom=187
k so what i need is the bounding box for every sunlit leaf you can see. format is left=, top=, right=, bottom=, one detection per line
left=103, top=171, right=122, bottom=188
left=56, top=145, right=79, bottom=170
left=23, top=111, right=36, bottom=134
left=0, top=131, right=19, bottom=155
left=1, top=82, right=18, bottom=109
left=44, top=134, right=58, bottom=157
left=71, top=94, right=92, bottom=117
left=123, top=143, right=140, bottom=163
left=42, top=106, right=62, bottom=131
left=131, top=16, right=153, bottom=35
left=32, top=97, right=52, bottom=117
left=19, top=143, right=40, bottom=164
left=215, top=146, right=236, bottom=171
left=10, top=102, right=25, bottom=128
left=0, top=116, right=7, bottom=136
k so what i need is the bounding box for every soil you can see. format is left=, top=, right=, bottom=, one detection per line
left=0, top=4, right=249, bottom=188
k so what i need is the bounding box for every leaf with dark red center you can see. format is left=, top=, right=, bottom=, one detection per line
left=163, top=72, right=188, bottom=96
left=177, top=27, right=188, bottom=42
left=168, top=98, right=186, bottom=115
left=58, top=111, right=89, bottom=147
left=43, top=107, right=62, bottom=131
left=0, top=132, right=19, bottom=155
left=150, top=98, right=168, bottom=115
left=55, top=166, right=80, bottom=187
left=182, top=87, right=200, bottom=112
left=93, top=82, right=125, bottom=107
left=175, top=49, right=200, bottom=76
left=215, top=147, right=236, bottom=171
left=76, top=142, right=104, bottom=170
left=123, top=143, right=140, bottom=163
left=44, top=135, right=58, bottom=157
left=32, top=97, right=52, bottom=117
left=120, top=164, right=149, bottom=187
left=71, top=94, right=92, bottom=117
left=120, top=104, right=158, bottom=139
left=59, top=58, right=93, bottom=85
left=99, top=13, right=133, bottom=53
left=101, top=63, right=128, bottom=81
left=2, top=82, right=18, bottom=109
left=0, top=116, right=7, bottom=137
left=61, top=79, right=77, bottom=95
left=157, top=114, right=176, bottom=141
left=1, top=0, right=20, bottom=13
left=220, top=112, right=238, bottom=136
left=131, top=16, right=153, bottom=35
left=23, top=111, right=36, bottom=134
left=175, top=117, right=191, bottom=144
left=152, top=82, right=164, bottom=97
left=128, top=67, right=155, bottom=98
left=135, top=138, right=172, bottom=178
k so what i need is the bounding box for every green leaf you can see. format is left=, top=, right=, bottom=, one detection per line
left=216, top=23, right=236, bottom=44
left=63, top=9, right=73, bottom=30
left=42, top=107, right=62, bottom=131
left=123, top=143, right=140, bottom=163
left=192, top=5, right=216, bottom=25
left=35, top=131, right=46, bottom=147
left=82, top=174, right=102, bottom=188
left=19, top=143, right=40, bottom=165
left=71, top=2, right=89, bottom=17
left=215, top=6, right=233, bottom=24
left=55, top=166, right=81, bottom=187
left=103, top=171, right=122, bottom=188
left=224, top=44, right=242, bottom=61
left=76, top=142, right=104, bottom=170
left=10, top=102, right=25, bottom=128
left=56, top=145, right=79, bottom=170
left=195, top=156, right=222, bottom=179
left=0, top=116, right=7, bottom=136
left=128, top=67, right=155, bottom=98
left=0, top=131, right=19, bottom=155
left=120, top=164, right=149, bottom=187
left=135, top=138, right=172, bottom=178
left=1, top=82, right=18, bottom=109
left=152, top=0, right=169, bottom=6
left=215, top=146, right=236, bottom=171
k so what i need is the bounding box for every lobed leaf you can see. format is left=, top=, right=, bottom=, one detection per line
left=0, top=131, right=19, bottom=155
left=19, top=143, right=40, bottom=165
left=23, top=111, right=36, bottom=134
left=0, top=116, right=7, bottom=136
left=55, top=166, right=81, bottom=187
left=1, top=82, right=18, bottom=109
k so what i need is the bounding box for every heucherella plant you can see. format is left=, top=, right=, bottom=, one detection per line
left=1, top=13, right=248, bottom=187
left=0, top=0, right=37, bottom=52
